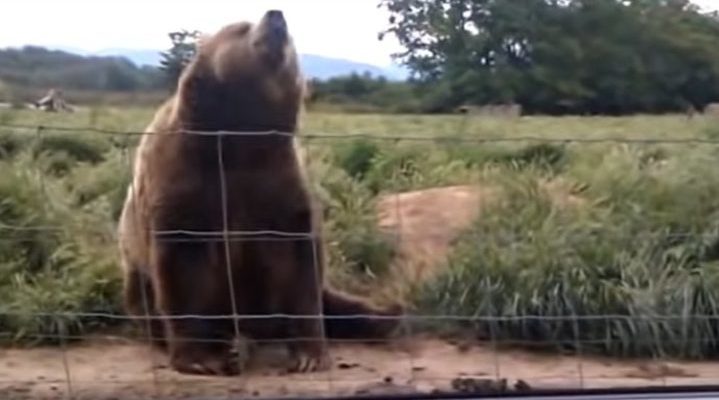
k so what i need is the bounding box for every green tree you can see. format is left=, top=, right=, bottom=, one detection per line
left=378, top=0, right=719, bottom=115
left=158, top=30, right=201, bottom=90
left=309, top=72, right=420, bottom=113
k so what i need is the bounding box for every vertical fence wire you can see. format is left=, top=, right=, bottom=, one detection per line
left=310, top=205, right=334, bottom=392
left=33, top=126, right=74, bottom=399
left=391, top=159, right=421, bottom=386
left=306, top=136, right=335, bottom=392
left=570, top=304, right=586, bottom=389
left=216, top=134, right=246, bottom=390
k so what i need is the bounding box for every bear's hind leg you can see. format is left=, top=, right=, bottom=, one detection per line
left=152, top=242, right=240, bottom=376
left=284, top=236, right=330, bottom=373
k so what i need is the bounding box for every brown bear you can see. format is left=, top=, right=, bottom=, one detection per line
left=117, top=9, right=403, bottom=376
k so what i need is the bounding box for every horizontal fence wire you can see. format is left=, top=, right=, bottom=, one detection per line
left=1, top=312, right=719, bottom=322
left=2, top=121, right=719, bottom=144
left=4, top=331, right=719, bottom=348
left=1, top=224, right=718, bottom=242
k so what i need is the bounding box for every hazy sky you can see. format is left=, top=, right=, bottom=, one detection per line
left=0, top=0, right=717, bottom=67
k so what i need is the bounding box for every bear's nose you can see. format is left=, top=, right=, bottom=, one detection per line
left=267, top=9, right=283, bottom=19
left=265, top=9, right=287, bottom=32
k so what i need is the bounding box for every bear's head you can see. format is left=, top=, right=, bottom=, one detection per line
left=174, top=10, right=305, bottom=133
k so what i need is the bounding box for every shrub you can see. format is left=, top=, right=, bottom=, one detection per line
left=303, top=145, right=396, bottom=284
left=0, top=154, right=121, bottom=345
left=332, top=137, right=381, bottom=180
left=31, top=133, right=109, bottom=164
left=362, top=143, right=477, bottom=193
left=65, top=148, right=131, bottom=220
left=442, top=142, right=568, bottom=174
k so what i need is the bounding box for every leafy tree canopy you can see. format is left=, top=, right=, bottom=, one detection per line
left=379, top=0, right=719, bottom=114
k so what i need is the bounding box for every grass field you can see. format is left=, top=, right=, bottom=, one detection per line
left=1, top=106, right=719, bottom=363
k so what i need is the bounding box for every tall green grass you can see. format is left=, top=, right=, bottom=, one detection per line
left=417, top=141, right=719, bottom=359
left=1, top=106, right=718, bottom=360
left=0, top=152, right=121, bottom=344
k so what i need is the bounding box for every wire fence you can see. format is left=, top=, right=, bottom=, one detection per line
left=2, top=120, right=719, bottom=399
left=4, top=121, right=719, bottom=143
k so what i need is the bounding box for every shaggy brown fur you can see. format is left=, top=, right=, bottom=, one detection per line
left=117, top=10, right=402, bottom=376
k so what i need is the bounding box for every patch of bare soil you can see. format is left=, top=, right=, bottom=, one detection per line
left=1, top=335, right=717, bottom=399
left=375, top=181, right=584, bottom=287
left=376, top=185, right=492, bottom=285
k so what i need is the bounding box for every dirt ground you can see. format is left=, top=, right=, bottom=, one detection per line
left=2, top=335, right=718, bottom=399
left=2, top=184, right=718, bottom=399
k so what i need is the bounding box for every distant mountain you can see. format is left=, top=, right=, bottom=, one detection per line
left=94, top=48, right=164, bottom=67
left=0, top=45, right=166, bottom=92
left=57, top=46, right=409, bottom=81
left=298, top=54, right=407, bottom=80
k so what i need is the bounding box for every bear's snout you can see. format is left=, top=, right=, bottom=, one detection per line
left=265, top=10, right=287, bottom=33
